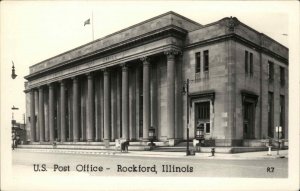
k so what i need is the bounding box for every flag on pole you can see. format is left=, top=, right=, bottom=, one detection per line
left=84, top=18, right=90, bottom=26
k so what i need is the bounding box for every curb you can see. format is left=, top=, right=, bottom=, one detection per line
left=15, top=148, right=288, bottom=160
left=15, top=148, right=117, bottom=155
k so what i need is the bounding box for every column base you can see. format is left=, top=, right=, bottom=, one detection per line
left=121, top=138, right=129, bottom=142
left=142, top=138, right=149, bottom=142
left=168, top=139, right=175, bottom=146
left=168, top=139, right=181, bottom=146
left=104, top=139, right=110, bottom=148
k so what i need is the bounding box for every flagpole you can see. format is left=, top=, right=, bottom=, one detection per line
left=91, top=10, right=94, bottom=41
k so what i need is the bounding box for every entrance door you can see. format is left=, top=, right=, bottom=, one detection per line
left=243, top=102, right=255, bottom=139
left=195, top=101, right=210, bottom=137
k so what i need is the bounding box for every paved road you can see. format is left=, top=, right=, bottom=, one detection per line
left=12, top=150, right=287, bottom=178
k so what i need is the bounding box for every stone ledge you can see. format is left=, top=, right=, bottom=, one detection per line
left=196, top=147, right=268, bottom=153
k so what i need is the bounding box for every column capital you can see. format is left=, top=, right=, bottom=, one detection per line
left=86, top=72, right=93, bottom=77
left=30, top=88, right=37, bottom=92
left=101, top=68, right=110, bottom=73
left=140, top=57, right=150, bottom=64
left=59, top=80, right=65, bottom=85
left=164, top=49, right=182, bottom=60
left=121, top=63, right=128, bottom=71
left=71, top=76, right=78, bottom=80
left=47, top=82, right=55, bottom=88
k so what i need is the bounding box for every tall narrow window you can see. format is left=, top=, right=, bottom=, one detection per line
left=195, top=52, right=201, bottom=73
left=280, top=66, right=285, bottom=86
left=204, top=50, right=209, bottom=72
left=280, top=95, right=285, bottom=138
left=245, top=51, right=248, bottom=74
left=268, top=61, right=274, bottom=83
left=268, top=92, right=274, bottom=138
left=249, top=53, right=253, bottom=76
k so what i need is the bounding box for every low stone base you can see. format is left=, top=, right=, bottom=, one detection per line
left=168, top=139, right=175, bottom=146
left=195, top=146, right=269, bottom=153
left=168, top=139, right=181, bottom=146
left=215, top=139, right=243, bottom=147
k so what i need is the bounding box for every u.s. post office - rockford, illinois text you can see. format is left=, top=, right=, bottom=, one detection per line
left=33, top=163, right=193, bottom=174
left=24, top=12, right=288, bottom=149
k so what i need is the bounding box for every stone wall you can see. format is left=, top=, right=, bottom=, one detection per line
left=234, top=42, right=261, bottom=140
left=182, top=41, right=230, bottom=140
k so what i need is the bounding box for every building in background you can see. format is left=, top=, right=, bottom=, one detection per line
left=24, top=12, right=288, bottom=147
left=12, top=119, right=27, bottom=145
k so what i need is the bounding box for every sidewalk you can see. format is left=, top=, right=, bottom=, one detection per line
left=15, top=148, right=288, bottom=160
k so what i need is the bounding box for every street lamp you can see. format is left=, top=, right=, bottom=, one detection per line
left=11, top=105, right=19, bottom=150
left=11, top=61, right=17, bottom=79
left=276, top=126, right=282, bottom=155
left=195, top=124, right=205, bottom=141
left=12, top=105, right=19, bottom=110
left=182, top=79, right=191, bottom=156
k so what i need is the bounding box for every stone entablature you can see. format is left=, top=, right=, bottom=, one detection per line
left=26, top=37, right=182, bottom=89
left=27, top=11, right=201, bottom=75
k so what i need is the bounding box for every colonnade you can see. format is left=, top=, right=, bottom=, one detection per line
left=29, top=50, right=179, bottom=143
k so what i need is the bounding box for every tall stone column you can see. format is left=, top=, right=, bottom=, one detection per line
left=141, top=57, right=150, bottom=140
left=38, top=87, right=45, bottom=142
left=116, top=72, right=122, bottom=139
left=135, top=67, right=141, bottom=139
left=86, top=73, right=95, bottom=141
left=103, top=69, right=111, bottom=141
left=129, top=69, right=136, bottom=141
left=44, top=92, right=49, bottom=142
left=60, top=80, right=66, bottom=142
left=122, top=64, right=129, bottom=140
left=30, top=89, right=36, bottom=142
left=164, top=50, right=179, bottom=145
left=67, top=84, right=72, bottom=141
left=34, top=90, right=39, bottom=141
left=72, top=77, right=80, bottom=142
left=151, top=62, right=158, bottom=137
left=48, top=83, right=55, bottom=142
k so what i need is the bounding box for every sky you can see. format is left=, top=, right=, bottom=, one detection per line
left=0, top=1, right=293, bottom=122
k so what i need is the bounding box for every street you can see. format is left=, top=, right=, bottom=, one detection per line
left=12, top=150, right=287, bottom=178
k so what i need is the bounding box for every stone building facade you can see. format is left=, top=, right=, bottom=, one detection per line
left=24, top=12, right=288, bottom=147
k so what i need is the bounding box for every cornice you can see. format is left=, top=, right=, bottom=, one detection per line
left=25, top=25, right=187, bottom=81
left=185, top=33, right=288, bottom=65
left=26, top=44, right=181, bottom=89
